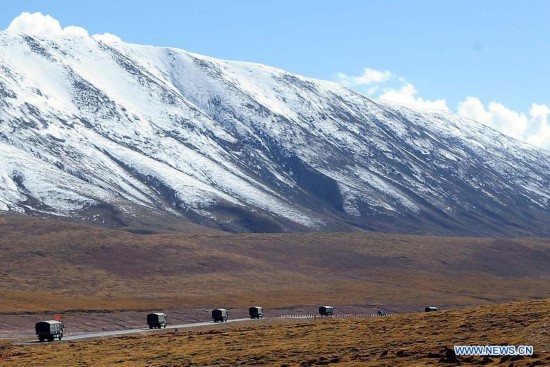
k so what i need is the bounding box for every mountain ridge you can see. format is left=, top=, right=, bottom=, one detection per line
left=1, top=31, right=549, bottom=235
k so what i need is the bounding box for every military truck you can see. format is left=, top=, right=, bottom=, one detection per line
left=425, top=306, right=439, bottom=312
left=319, top=306, right=334, bottom=316
left=248, top=306, right=264, bottom=319
left=212, top=308, right=228, bottom=322
left=147, top=313, right=168, bottom=329
left=35, top=320, right=64, bottom=342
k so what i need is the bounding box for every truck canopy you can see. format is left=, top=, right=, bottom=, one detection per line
left=35, top=320, right=63, bottom=333
left=212, top=308, right=227, bottom=317
left=147, top=313, right=166, bottom=322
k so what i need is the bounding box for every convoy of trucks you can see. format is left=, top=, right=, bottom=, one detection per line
left=33, top=305, right=436, bottom=342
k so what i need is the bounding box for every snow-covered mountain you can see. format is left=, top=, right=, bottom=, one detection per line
left=1, top=31, right=549, bottom=235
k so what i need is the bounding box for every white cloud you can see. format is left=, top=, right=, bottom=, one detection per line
left=526, top=104, right=550, bottom=148
left=63, top=25, right=89, bottom=37
left=336, top=67, right=449, bottom=111
left=336, top=68, right=392, bottom=86
left=92, top=33, right=122, bottom=43
left=456, top=96, right=490, bottom=124
left=379, top=83, right=450, bottom=111
left=336, top=66, right=550, bottom=149
left=528, top=103, right=550, bottom=138
left=458, top=97, right=528, bottom=140
left=5, top=12, right=88, bottom=37
left=4, top=12, right=122, bottom=42
left=458, top=97, right=550, bottom=149
left=526, top=115, right=550, bottom=150
left=366, top=85, right=380, bottom=96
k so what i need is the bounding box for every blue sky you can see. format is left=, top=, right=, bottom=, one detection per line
left=2, top=1, right=550, bottom=148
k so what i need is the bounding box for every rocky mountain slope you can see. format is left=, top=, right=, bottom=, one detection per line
left=1, top=31, right=549, bottom=235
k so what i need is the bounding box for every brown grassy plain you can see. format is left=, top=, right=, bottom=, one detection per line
left=1, top=215, right=550, bottom=315
left=0, top=298, right=548, bottom=367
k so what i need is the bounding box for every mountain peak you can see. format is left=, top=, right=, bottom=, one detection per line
left=1, top=26, right=549, bottom=235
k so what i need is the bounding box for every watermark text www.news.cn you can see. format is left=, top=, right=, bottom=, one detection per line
left=454, top=345, right=534, bottom=356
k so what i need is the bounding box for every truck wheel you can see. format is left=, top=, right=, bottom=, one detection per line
left=39, top=336, right=44, bottom=342
left=48, top=336, right=54, bottom=342
left=149, top=325, right=153, bottom=329
left=59, top=334, right=63, bottom=340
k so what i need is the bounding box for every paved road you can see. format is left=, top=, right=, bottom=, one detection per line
left=18, top=318, right=253, bottom=345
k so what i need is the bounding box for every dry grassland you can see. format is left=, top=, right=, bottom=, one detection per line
left=1, top=215, right=550, bottom=314
left=1, top=298, right=548, bottom=366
